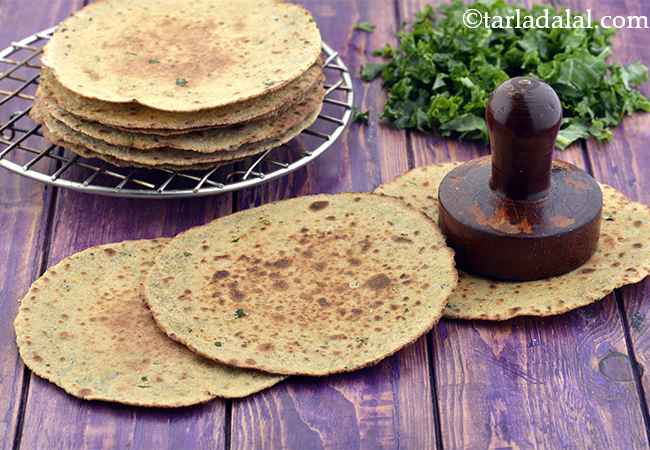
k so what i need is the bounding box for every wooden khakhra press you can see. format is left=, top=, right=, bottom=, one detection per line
left=438, top=77, right=603, bottom=281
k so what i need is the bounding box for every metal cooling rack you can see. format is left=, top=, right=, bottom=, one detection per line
left=0, top=27, right=353, bottom=198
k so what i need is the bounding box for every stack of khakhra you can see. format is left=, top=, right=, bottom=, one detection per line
left=31, top=0, right=324, bottom=170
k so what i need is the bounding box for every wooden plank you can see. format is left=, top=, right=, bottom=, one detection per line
left=230, top=1, right=438, bottom=449
left=0, top=1, right=83, bottom=449
left=398, top=0, right=648, bottom=448
left=555, top=0, right=650, bottom=439
left=0, top=139, right=52, bottom=450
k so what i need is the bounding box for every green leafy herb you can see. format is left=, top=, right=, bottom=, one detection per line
left=372, top=44, right=393, bottom=58
left=214, top=341, right=223, bottom=347
left=556, top=121, right=590, bottom=150
left=351, top=107, right=370, bottom=124
left=234, top=308, right=246, bottom=319
left=176, top=78, right=188, bottom=87
left=366, top=0, right=650, bottom=149
left=361, top=63, right=386, bottom=82
left=148, top=58, right=160, bottom=64
left=137, top=376, right=150, bottom=388
left=354, top=21, right=376, bottom=33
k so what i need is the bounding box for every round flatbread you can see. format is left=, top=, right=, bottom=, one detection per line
left=144, top=194, right=457, bottom=376
left=32, top=95, right=323, bottom=169
left=38, top=83, right=324, bottom=153
left=14, top=239, right=285, bottom=407
left=42, top=0, right=322, bottom=111
left=38, top=63, right=324, bottom=132
left=375, top=162, right=462, bottom=216
left=376, top=161, right=650, bottom=320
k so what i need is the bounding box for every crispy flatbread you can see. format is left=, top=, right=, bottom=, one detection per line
left=42, top=0, right=322, bottom=111
left=376, top=162, right=650, bottom=320
left=38, top=63, right=324, bottom=132
left=14, top=239, right=285, bottom=406
left=144, top=194, right=457, bottom=376
left=32, top=95, right=323, bottom=169
left=38, top=83, right=324, bottom=153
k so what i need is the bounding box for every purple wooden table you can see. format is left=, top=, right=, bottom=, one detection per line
left=1, top=1, right=649, bottom=449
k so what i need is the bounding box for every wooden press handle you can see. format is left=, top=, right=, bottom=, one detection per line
left=486, top=77, right=562, bottom=201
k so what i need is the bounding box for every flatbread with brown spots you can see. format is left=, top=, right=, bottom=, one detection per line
left=376, top=162, right=650, bottom=320
left=42, top=0, right=322, bottom=111
left=144, top=193, right=457, bottom=376
left=32, top=94, right=323, bottom=169
left=14, top=239, right=285, bottom=406
left=38, top=63, right=323, bottom=132
left=36, top=82, right=324, bottom=153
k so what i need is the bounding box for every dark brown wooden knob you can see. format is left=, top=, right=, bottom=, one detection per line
left=487, top=77, right=561, bottom=200
left=438, top=77, right=603, bottom=281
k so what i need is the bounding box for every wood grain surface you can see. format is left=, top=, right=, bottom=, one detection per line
left=0, top=0, right=648, bottom=449
left=558, top=0, right=650, bottom=444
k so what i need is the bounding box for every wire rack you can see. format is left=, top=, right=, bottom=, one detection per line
left=0, top=27, right=353, bottom=198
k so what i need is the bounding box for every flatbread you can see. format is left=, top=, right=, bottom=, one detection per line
left=144, top=194, right=457, bottom=376
left=32, top=96, right=323, bottom=169
left=57, top=144, right=230, bottom=171
left=42, top=0, right=322, bottom=111
left=38, top=83, right=324, bottom=153
left=38, top=63, right=324, bottom=132
left=375, top=162, right=650, bottom=320
left=14, top=239, right=285, bottom=406
left=375, top=162, right=463, bottom=216
left=39, top=138, right=220, bottom=171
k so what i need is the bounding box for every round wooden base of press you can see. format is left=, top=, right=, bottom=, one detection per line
left=438, top=157, right=603, bottom=281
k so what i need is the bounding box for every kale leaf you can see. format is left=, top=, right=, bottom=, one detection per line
left=354, top=21, right=376, bottom=33
left=351, top=107, right=370, bottom=124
